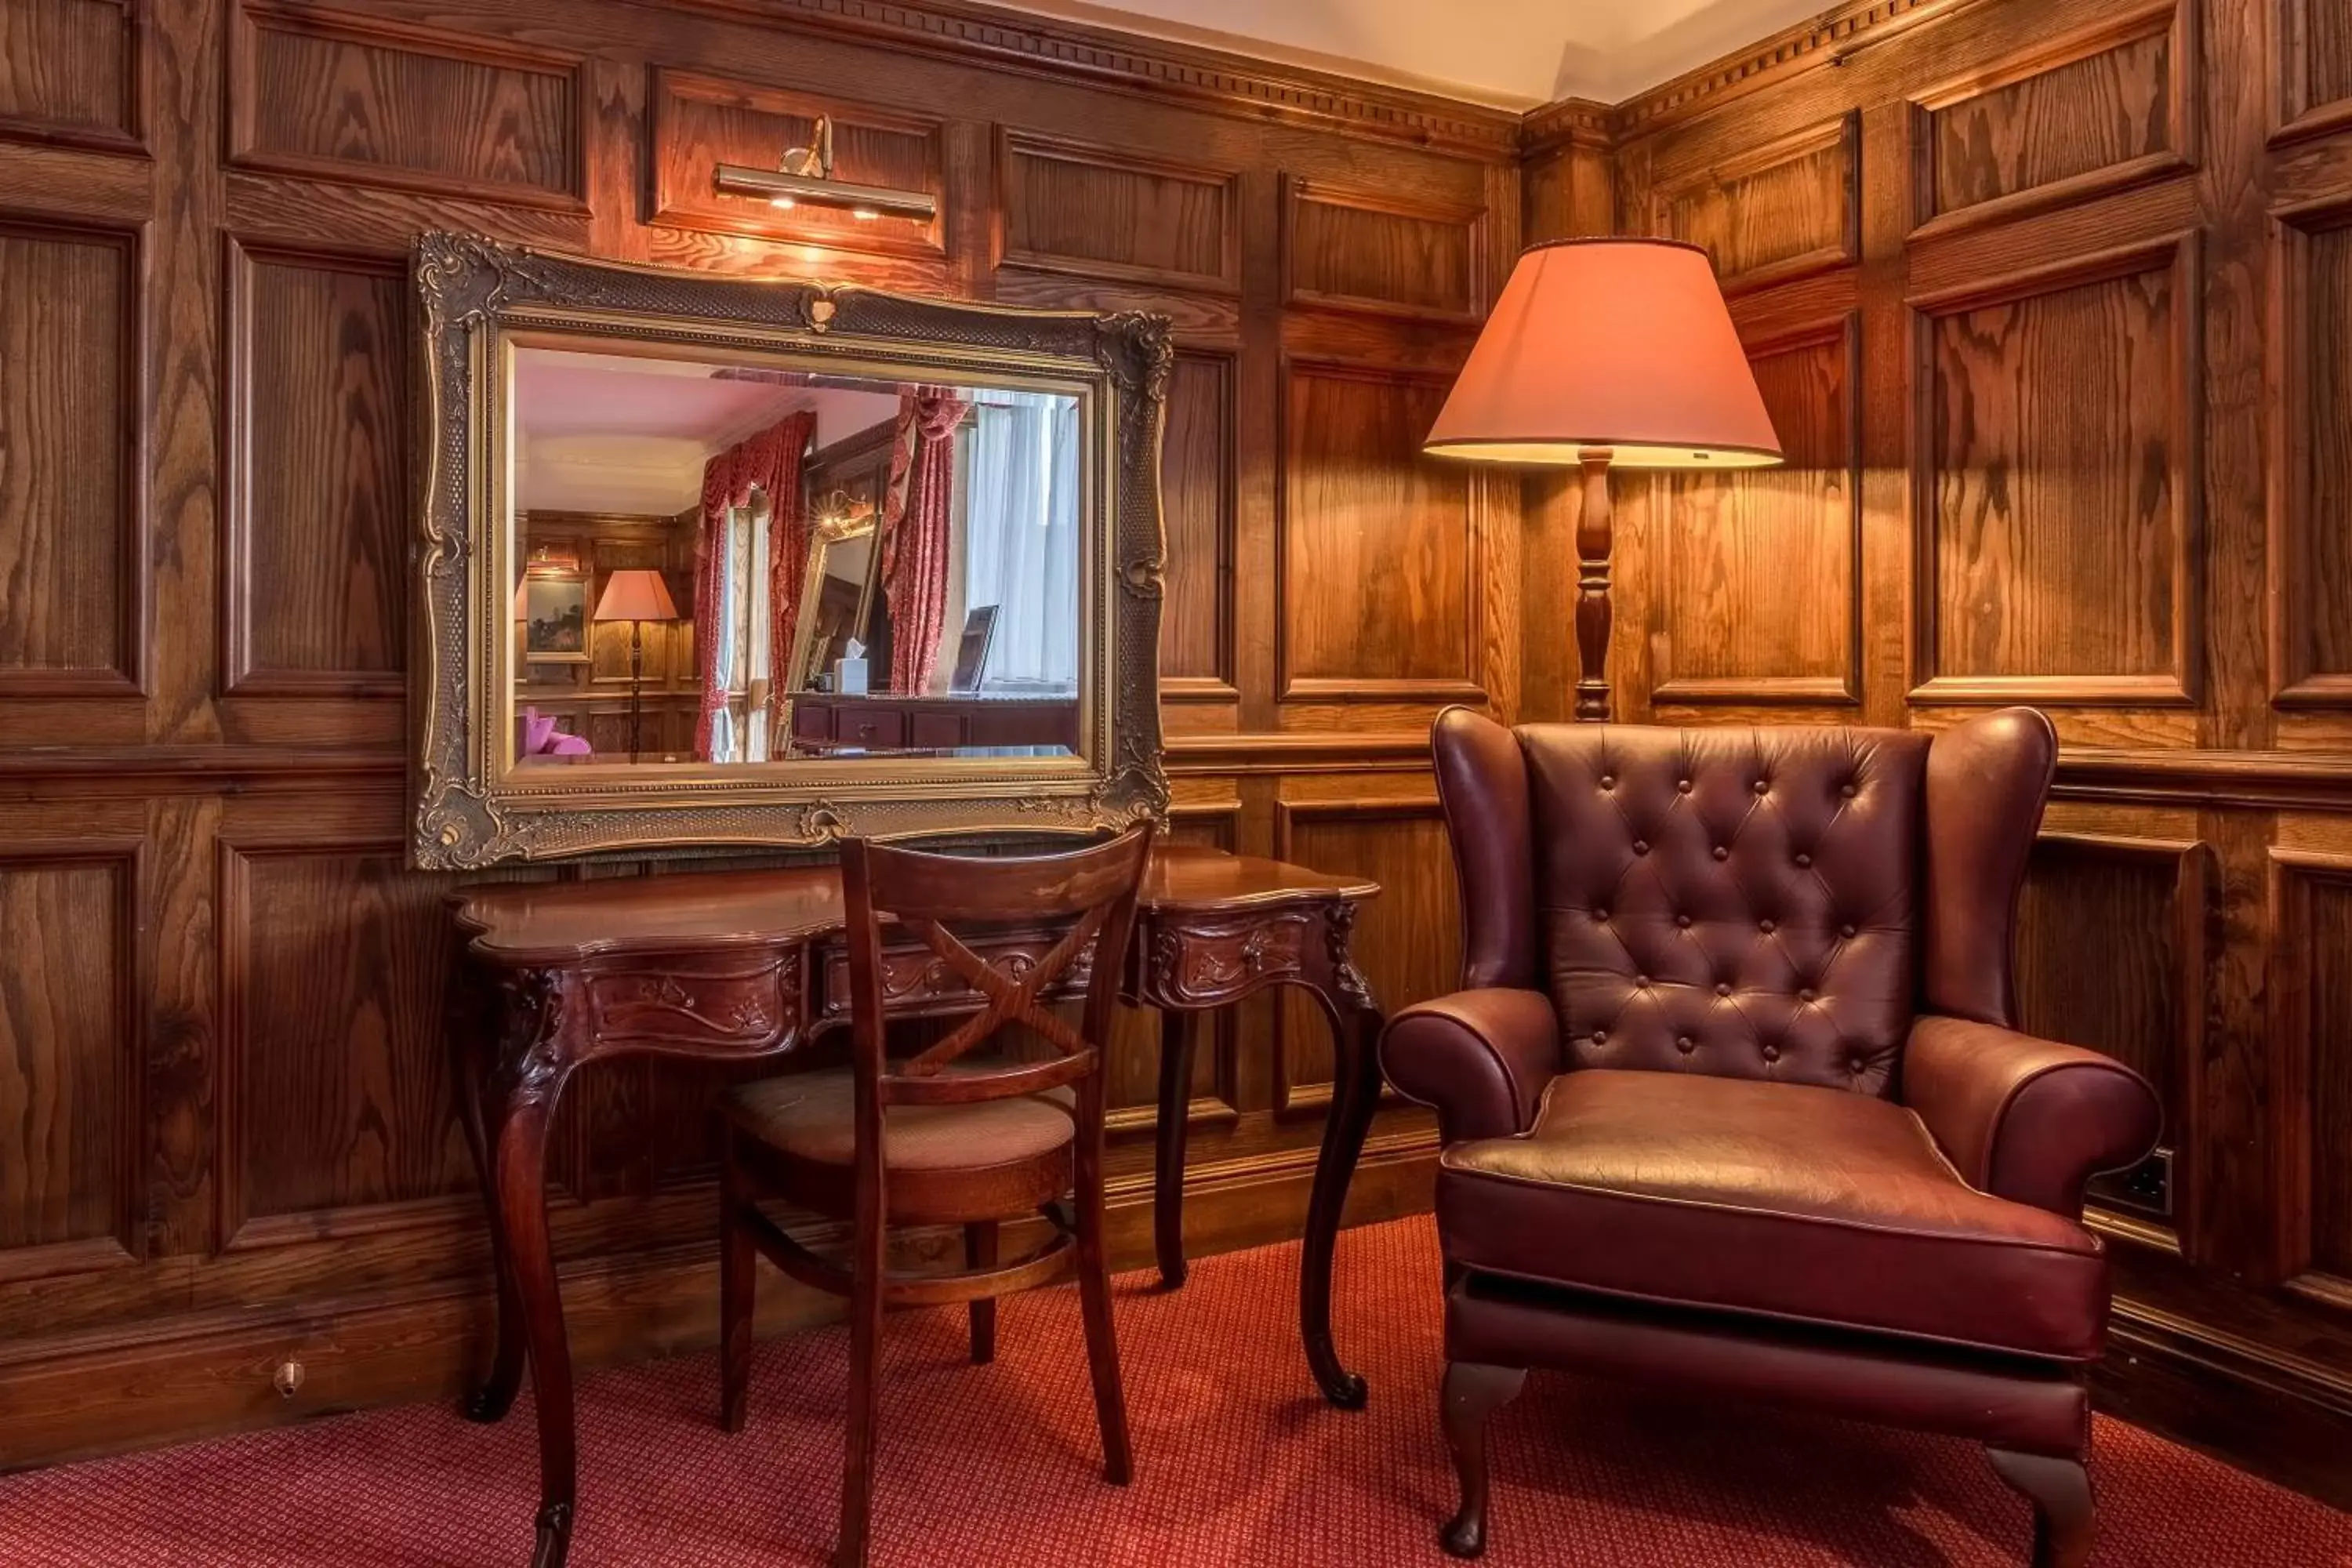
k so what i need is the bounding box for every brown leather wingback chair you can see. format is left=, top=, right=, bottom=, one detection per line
left=1383, top=708, right=2160, bottom=1567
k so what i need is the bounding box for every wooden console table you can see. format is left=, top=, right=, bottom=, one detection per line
left=447, top=844, right=1384, bottom=1568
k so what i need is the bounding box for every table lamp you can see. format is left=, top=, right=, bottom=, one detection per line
left=593, top=568, right=681, bottom=761
left=1425, top=238, right=1782, bottom=721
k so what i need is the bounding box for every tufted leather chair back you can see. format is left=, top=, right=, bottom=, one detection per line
left=1432, top=709, right=2058, bottom=1097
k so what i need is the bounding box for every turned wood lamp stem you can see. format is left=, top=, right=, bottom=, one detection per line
left=1573, top=447, right=1615, bottom=724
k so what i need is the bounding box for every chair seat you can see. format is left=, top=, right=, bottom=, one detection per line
left=725, top=1065, right=1076, bottom=1173
left=1436, top=1069, right=2108, bottom=1362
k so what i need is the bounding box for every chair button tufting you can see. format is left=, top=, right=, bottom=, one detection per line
left=1593, top=907, right=1610, bottom=922
left=1799, top=989, right=1818, bottom=1003
left=1592, top=1029, right=1608, bottom=1044
left=1632, top=840, right=1649, bottom=855
left=1794, top=852, right=1813, bottom=868
left=1711, top=845, right=1730, bottom=861
left=1839, top=923, right=1857, bottom=938
left=1676, top=779, right=1692, bottom=793
left=1849, top=1056, right=1867, bottom=1074
left=1840, top=782, right=1858, bottom=799
left=1635, top=974, right=1650, bottom=988
left=1599, top=775, right=1616, bottom=790
left=1715, top=982, right=1732, bottom=997
left=1753, top=779, right=1769, bottom=796
left=1759, top=919, right=1777, bottom=934
left=1762, top=1045, right=1781, bottom=1062
left=1675, top=914, right=1693, bottom=929
left=1675, top=1036, right=1695, bottom=1054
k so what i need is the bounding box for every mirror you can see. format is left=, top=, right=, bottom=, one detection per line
left=506, top=351, right=1083, bottom=769
left=412, top=233, right=1170, bottom=867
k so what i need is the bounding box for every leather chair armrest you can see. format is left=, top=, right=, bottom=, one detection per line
left=1904, top=1014, right=2161, bottom=1220
left=1380, top=988, right=1562, bottom=1144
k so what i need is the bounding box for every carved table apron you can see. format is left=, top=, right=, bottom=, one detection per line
left=446, top=844, right=1384, bottom=1568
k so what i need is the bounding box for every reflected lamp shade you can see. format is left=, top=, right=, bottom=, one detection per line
left=594, top=569, right=680, bottom=622
left=1424, top=238, right=1782, bottom=468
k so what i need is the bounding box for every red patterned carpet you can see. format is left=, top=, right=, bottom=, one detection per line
left=3, top=1214, right=2347, bottom=1566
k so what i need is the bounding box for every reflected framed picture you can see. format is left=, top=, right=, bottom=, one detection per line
left=949, top=604, right=997, bottom=693
left=523, top=575, right=589, bottom=662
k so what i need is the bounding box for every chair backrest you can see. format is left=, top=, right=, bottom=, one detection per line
left=1432, top=709, right=2054, bottom=1097
left=838, top=824, right=1156, bottom=1123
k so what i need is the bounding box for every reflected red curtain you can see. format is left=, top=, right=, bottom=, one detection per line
left=691, top=452, right=734, bottom=761
left=761, top=411, right=818, bottom=703
left=878, top=386, right=970, bottom=695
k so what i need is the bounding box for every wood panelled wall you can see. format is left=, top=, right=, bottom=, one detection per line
left=1520, top=0, right=2352, bottom=1501
left=8, top=0, right=2352, bottom=1500
left=0, top=0, right=1516, bottom=1464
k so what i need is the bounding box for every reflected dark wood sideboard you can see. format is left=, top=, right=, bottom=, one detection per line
left=447, top=843, right=1384, bottom=1567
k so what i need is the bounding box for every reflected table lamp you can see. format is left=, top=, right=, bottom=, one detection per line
left=593, top=568, right=681, bottom=761
left=1424, top=238, right=1783, bottom=721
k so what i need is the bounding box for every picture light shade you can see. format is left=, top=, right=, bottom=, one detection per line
left=1425, top=238, right=1784, bottom=470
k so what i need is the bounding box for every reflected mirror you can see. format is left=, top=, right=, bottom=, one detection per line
left=508, top=349, right=1083, bottom=770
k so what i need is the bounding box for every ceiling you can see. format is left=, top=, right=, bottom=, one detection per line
left=975, top=0, right=1835, bottom=108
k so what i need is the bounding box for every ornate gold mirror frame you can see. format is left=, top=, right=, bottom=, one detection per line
left=410, top=232, right=1171, bottom=869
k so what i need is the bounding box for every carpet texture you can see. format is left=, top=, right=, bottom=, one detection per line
left=2, top=1214, right=2347, bottom=1566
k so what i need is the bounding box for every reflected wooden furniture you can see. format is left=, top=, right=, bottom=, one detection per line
left=788, top=691, right=1082, bottom=751
left=720, top=828, right=1154, bottom=1568
left=448, top=842, right=1383, bottom=1568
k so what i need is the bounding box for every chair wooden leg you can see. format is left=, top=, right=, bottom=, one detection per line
left=1073, top=1140, right=1133, bottom=1485
left=717, top=1133, right=754, bottom=1436
left=1987, top=1447, right=2095, bottom=1568
left=836, top=1198, right=886, bottom=1568
left=1439, top=1361, right=1526, bottom=1559
left=965, top=1221, right=998, bottom=1366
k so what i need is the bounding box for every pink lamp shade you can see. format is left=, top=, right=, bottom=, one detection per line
left=1425, top=238, right=1782, bottom=470
left=593, top=568, right=680, bottom=622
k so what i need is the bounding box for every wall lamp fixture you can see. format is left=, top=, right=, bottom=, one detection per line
left=711, top=114, right=937, bottom=223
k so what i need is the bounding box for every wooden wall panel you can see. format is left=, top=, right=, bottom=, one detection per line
left=0, top=846, right=137, bottom=1280
left=2269, top=198, right=2352, bottom=706
left=1282, top=177, right=1484, bottom=322
left=649, top=69, right=946, bottom=261
left=1160, top=350, right=1237, bottom=698
left=1271, top=800, right=1455, bottom=1112
left=226, top=243, right=409, bottom=696
left=1913, top=2, right=2192, bottom=236
left=997, top=132, right=1238, bottom=292
left=0, top=217, right=138, bottom=696
left=2274, top=852, right=2352, bottom=1300
left=1278, top=362, right=1483, bottom=702
left=230, top=3, right=585, bottom=208
left=0, top=0, right=139, bottom=151
left=2016, top=833, right=2207, bottom=1230
left=1649, top=114, right=1857, bottom=292
left=1911, top=237, right=2200, bottom=705
left=1652, top=315, right=1860, bottom=705
left=2275, top=0, right=2352, bottom=144
left=218, top=839, right=471, bottom=1246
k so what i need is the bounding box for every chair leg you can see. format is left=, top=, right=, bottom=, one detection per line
left=1073, top=1153, right=1133, bottom=1485
left=717, top=1133, right=754, bottom=1435
left=1986, top=1447, right=2095, bottom=1568
left=1439, top=1361, right=1527, bottom=1559
left=964, top=1221, right=998, bottom=1366
left=836, top=1201, right=886, bottom=1568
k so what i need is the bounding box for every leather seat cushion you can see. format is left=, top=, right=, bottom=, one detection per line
left=725, top=1065, right=1074, bottom=1171
left=1436, top=1069, right=2109, bottom=1362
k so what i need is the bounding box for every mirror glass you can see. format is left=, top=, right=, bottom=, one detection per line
left=506, top=343, right=1084, bottom=770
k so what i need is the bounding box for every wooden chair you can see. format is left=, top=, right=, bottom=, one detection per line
left=716, top=823, right=1156, bottom=1568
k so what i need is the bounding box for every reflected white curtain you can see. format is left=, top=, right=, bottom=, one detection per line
left=961, top=393, right=1078, bottom=690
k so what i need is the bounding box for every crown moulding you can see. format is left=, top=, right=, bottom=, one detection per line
left=658, top=0, right=1983, bottom=162
left=657, top=0, right=1526, bottom=158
